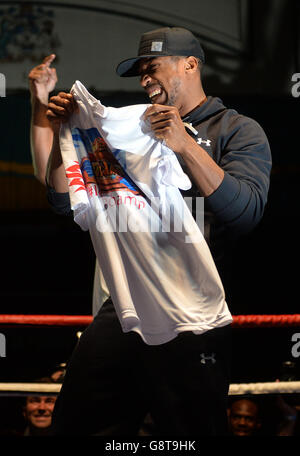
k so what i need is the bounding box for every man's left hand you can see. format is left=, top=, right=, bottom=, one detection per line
left=143, top=104, right=193, bottom=153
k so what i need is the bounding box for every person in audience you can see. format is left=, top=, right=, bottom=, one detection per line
left=228, top=398, right=261, bottom=436
left=22, top=376, right=58, bottom=436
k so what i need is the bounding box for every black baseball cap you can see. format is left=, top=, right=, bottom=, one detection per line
left=116, top=27, right=205, bottom=77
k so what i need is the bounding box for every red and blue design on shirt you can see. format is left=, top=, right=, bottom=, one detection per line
left=67, top=127, right=141, bottom=196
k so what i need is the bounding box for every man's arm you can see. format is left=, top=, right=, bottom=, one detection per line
left=46, top=129, right=69, bottom=193
left=45, top=127, right=72, bottom=215
left=204, top=116, right=271, bottom=235
left=45, top=91, right=78, bottom=202
left=144, top=104, right=271, bottom=236
left=28, top=54, right=57, bottom=185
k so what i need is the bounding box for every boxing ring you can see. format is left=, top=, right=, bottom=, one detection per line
left=0, top=313, right=300, bottom=396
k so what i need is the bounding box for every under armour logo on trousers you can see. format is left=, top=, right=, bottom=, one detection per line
left=200, top=353, right=216, bottom=364
left=197, top=138, right=211, bottom=147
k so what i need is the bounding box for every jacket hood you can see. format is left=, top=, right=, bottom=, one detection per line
left=182, top=96, right=226, bottom=125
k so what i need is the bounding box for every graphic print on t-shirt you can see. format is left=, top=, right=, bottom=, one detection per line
left=70, top=127, right=141, bottom=196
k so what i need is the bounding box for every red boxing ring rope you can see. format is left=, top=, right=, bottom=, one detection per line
left=232, top=314, right=300, bottom=328
left=0, top=314, right=300, bottom=327
left=0, top=314, right=93, bottom=326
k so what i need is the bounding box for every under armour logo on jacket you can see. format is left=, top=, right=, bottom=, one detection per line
left=197, top=138, right=211, bottom=147
left=200, top=353, right=216, bottom=364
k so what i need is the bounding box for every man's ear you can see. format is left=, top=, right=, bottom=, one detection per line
left=185, top=56, right=199, bottom=73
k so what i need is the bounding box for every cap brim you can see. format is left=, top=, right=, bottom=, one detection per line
left=116, top=54, right=166, bottom=77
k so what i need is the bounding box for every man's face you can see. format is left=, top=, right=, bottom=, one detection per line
left=229, top=400, right=260, bottom=436
left=138, top=56, right=186, bottom=109
left=23, top=395, right=57, bottom=429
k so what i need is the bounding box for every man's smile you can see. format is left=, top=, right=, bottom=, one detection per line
left=148, top=88, right=161, bottom=99
left=146, top=84, right=164, bottom=102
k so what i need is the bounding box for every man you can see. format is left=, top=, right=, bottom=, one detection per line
left=45, top=27, right=271, bottom=435
left=228, top=399, right=262, bottom=436
left=22, top=377, right=57, bottom=436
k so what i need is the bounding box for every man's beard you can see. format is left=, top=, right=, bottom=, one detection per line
left=165, top=78, right=182, bottom=106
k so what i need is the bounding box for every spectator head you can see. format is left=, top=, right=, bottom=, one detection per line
left=23, top=376, right=57, bottom=435
left=228, top=398, right=261, bottom=436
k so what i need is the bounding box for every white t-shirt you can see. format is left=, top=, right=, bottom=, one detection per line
left=59, top=80, right=232, bottom=345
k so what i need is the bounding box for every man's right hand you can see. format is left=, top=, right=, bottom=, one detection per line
left=28, top=54, right=58, bottom=104
left=46, top=92, right=78, bottom=131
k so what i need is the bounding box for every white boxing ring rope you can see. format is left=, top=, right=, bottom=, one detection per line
left=229, top=381, right=300, bottom=395
left=0, top=381, right=300, bottom=396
